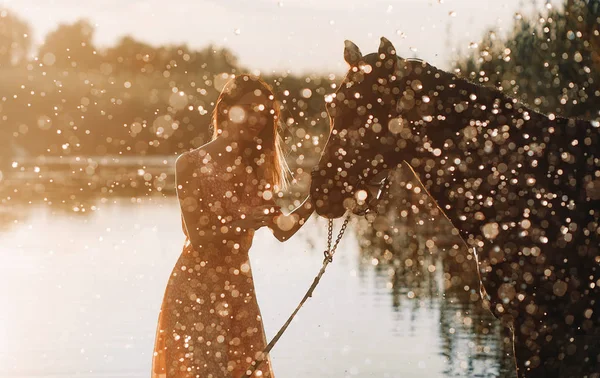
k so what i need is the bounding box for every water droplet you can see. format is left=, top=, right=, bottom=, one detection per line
left=356, top=190, right=368, bottom=201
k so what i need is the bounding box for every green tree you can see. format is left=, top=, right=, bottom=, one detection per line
left=38, top=20, right=99, bottom=69
left=103, top=36, right=160, bottom=74
left=454, top=0, right=600, bottom=119
left=0, top=8, right=31, bottom=67
left=195, top=44, right=239, bottom=74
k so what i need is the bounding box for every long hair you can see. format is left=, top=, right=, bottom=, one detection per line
left=212, top=74, right=289, bottom=192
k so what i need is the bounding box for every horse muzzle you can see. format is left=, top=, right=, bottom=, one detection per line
left=310, top=167, right=349, bottom=219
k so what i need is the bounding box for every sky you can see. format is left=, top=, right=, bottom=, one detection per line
left=1, top=0, right=557, bottom=74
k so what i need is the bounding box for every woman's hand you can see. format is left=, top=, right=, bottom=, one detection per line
left=230, top=205, right=282, bottom=231
left=270, top=195, right=314, bottom=242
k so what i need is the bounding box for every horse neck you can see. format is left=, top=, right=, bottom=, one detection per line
left=399, top=66, right=554, bottom=243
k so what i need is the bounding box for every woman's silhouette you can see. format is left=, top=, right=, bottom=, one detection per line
left=152, top=75, right=314, bottom=378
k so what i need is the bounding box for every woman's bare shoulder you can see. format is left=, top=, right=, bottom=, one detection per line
left=175, top=141, right=218, bottom=175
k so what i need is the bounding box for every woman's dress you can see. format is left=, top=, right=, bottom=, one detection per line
left=151, top=154, right=276, bottom=378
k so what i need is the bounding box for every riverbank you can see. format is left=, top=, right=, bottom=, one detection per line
left=0, top=154, right=313, bottom=207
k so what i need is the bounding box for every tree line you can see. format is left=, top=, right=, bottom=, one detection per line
left=0, top=10, right=333, bottom=164
left=1, top=0, right=598, bottom=167
left=453, top=0, right=599, bottom=119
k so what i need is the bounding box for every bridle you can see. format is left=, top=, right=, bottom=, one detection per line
left=310, top=161, right=394, bottom=217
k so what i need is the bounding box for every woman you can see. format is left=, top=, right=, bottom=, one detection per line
left=152, top=74, right=314, bottom=378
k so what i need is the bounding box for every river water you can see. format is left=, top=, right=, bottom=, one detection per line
left=0, top=194, right=515, bottom=377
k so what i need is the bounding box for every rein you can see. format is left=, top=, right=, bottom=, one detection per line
left=241, top=213, right=352, bottom=378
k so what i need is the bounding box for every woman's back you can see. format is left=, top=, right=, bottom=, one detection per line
left=152, top=74, right=313, bottom=378
left=152, top=146, right=276, bottom=378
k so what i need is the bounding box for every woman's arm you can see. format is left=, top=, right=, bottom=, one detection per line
left=268, top=195, right=314, bottom=242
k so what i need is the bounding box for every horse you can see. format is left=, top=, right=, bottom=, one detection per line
left=310, top=37, right=600, bottom=377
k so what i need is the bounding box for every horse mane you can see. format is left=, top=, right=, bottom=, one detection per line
left=398, top=58, right=585, bottom=156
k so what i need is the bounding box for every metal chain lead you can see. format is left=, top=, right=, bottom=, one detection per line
left=324, top=218, right=334, bottom=262
left=324, top=215, right=350, bottom=263
left=242, top=212, right=351, bottom=378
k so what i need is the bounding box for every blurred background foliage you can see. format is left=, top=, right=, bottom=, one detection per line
left=1, top=0, right=598, bottom=167
left=453, top=0, right=599, bottom=119
left=0, top=9, right=334, bottom=166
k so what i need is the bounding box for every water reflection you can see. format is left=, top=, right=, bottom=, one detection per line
left=0, top=157, right=309, bottom=230
left=0, top=165, right=515, bottom=377
left=354, top=167, right=516, bottom=377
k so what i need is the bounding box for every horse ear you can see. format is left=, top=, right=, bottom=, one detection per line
left=378, top=36, right=397, bottom=69
left=378, top=37, right=396, bottom=55
left=344, top=40, right=363, bottom=67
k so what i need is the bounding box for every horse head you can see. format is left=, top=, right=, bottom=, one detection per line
left=310, top=37, right=426, bottom=218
